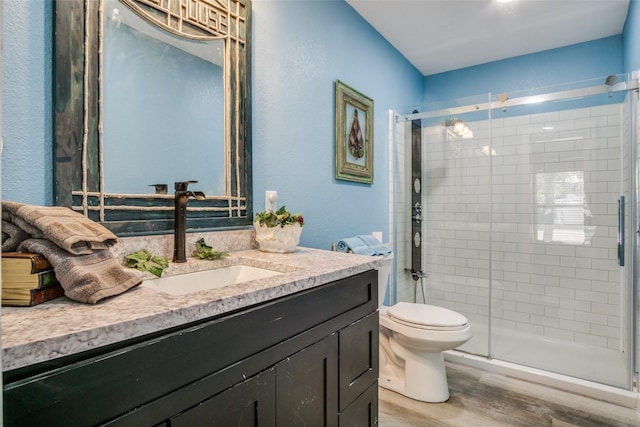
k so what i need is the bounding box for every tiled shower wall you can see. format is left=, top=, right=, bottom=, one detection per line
left=395, top=102, right=629, bottom=352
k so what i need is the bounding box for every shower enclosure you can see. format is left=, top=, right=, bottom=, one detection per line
left=392, top=75, right=638, bottom=390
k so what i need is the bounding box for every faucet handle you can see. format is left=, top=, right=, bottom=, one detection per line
left=149, top=184, right=168, bottom=194
left=174, top=180, right=198, bottom=191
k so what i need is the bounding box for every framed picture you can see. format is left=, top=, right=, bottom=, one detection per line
left=335, top=80, right=374, bottom=184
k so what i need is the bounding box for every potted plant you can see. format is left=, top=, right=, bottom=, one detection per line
left=254, top=206, right=304, bottom=253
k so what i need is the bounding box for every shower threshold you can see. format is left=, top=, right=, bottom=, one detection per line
left=444, top=350, right=638, bottom=409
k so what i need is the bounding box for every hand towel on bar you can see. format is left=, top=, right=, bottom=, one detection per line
left=2, top=201, right=117, bottom=255
left=336, top=237, right=377, bottom=256
left=17, top=238, right=142, bottom=304
left=357, top=234, right=392, bottom=255
left=2, top=220, right=31, bottom=252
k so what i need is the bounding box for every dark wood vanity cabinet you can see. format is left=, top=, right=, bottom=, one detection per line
left=3, top=270, right=379, bottom=427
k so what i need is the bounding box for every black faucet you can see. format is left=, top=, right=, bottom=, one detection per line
left=173, top=181, right=206, bottom=263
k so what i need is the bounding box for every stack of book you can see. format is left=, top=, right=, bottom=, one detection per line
left=2, top=252, right=64, bottom=306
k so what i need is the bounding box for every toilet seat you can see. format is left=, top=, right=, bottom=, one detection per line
left=386, top=302, right=469, bottom=331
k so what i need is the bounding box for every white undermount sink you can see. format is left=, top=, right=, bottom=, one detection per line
left=141, top=264, right=284, bottom=295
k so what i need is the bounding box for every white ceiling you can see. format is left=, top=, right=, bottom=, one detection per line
left=346, top=0, right=630, bottom=76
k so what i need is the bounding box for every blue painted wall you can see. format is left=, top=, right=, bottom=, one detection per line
left=251, top=0, right=423, bottom=249
left=424, top=36, right=624, bottom=104
left=624, top=0, right=640, bottom=73
left=2, top=0, right=52, bottom=206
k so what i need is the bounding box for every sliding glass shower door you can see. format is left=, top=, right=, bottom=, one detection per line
left=397, top=76, right=636, bottom=389
left=487, top=84, right=635, bottom=389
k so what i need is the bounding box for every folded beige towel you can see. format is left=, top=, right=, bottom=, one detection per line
left=2, top=201, right=117, bottom=255
left=18, top=239, right=142, bottom=304
left=2, top=220, right=30, bottom=251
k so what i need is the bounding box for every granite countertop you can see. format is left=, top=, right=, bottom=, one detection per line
left=2, top=248, right=381, bottom=372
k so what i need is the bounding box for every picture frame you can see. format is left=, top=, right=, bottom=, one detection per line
left=335, top=80, right=374, bottom=184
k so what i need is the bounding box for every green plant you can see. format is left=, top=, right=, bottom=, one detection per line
left=124, top=249, right=169, bottom=277
left=195, top=238, right=228, bottom=260
left=255, top=205, right=304, bottom=228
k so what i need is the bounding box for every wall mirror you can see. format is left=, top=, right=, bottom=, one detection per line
left=53, top=0, right=252, bottom=235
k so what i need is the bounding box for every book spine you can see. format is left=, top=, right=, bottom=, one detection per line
left=30, top=255, right=53, bottom=274
left=29, top=285, right=65, bottom=306
left=37, top=270, right=59, bottom=289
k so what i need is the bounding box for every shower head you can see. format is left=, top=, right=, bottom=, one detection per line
left=605, top=75, right=618, bottom=86
left=444, top=117, right=473, bottom=139
left=444, top=118, right=463, bottom=129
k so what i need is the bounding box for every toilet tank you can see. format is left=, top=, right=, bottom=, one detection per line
left=377, top=253, right=394, bottom=306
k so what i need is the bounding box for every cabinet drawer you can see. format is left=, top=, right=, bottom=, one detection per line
left=339, top=312, right=379, bottom=411
left=339, top=381, right=379, bottom=426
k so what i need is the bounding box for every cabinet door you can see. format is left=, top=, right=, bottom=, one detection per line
left=339, top=312, right=379, bottom=410
left=339, top=382, right=378, bottom=426
left=171, top=368, right=275, bottom=427
left=276, top=334, right=339, bottom=426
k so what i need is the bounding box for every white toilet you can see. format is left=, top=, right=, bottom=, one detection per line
left=377, top=255, right=472, bottom=403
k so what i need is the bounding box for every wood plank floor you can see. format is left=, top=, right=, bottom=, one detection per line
left=379, top=362, right=640, bottom=427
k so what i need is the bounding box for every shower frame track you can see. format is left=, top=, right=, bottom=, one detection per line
left=396, top=79, right=639, bottom=122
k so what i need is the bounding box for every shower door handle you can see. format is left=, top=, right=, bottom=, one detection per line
left=618, top=196, right=625, bottom=266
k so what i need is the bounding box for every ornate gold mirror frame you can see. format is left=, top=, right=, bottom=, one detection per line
left=53, top=0, right=252, bottom=235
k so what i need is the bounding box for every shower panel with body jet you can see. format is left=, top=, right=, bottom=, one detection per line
left=409, top=112, right=428, bottom=302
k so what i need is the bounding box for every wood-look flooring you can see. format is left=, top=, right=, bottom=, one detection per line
left=378, top=362, right=640, bottom=427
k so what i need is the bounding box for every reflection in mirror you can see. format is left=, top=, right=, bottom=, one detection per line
left=53, top=0, right=252, bottom=235
left=103, top=2, right=226, bottom=196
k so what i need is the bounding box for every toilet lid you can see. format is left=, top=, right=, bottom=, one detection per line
left=387, top=302, right=468, bottom=328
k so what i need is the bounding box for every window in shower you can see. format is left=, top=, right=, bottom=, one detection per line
left=535, top=170, right=592, bottom=245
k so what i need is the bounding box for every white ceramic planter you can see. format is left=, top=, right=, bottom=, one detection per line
left=253, top=222, right=302, bottom=253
